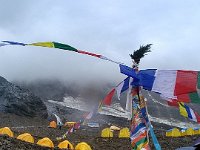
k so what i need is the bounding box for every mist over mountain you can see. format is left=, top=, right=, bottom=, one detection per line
left=14, top=79, right=123, bottom=106
left=14, top=79, right=200, bottom=127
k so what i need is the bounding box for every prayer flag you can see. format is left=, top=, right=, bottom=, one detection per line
left=53, top=113, right=63, bottom=126
left=172, top=92, right=200, bottom=104
left=120, top=64, right=198, bottom=99
left=1, top=41, right=26, bottom=46
left=119, top=64, right=139, bottom=80
left=115, top=77, right=130, bottom=100
left=149, top=70, right=198, bottom=98
left=167, top=100, right=179, bottom=107
left=178, top=102, right=199, bottom=122
left=102, top=88, right=115, bottom=105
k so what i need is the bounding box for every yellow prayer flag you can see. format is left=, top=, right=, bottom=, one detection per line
left=179, top=102, right=188, bottom=118
left=29, top=42, right=54, bottom=48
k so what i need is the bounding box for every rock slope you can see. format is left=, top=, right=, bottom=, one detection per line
left=0, top=76, right=47, bottom=118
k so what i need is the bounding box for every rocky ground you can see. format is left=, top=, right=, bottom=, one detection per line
left=0, top=112, right=199, bottom=150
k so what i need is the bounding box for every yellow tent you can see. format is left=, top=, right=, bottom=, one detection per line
left=64, top=122, right=76, bottom=127
left=119, top=127, right=130, bottom=138
left=194, top=128, right=200, bottom=135
left=101, top=128, right=113, bottom=138
left=185, top=128, right=194, bottom=136
left=49, top=121, right=57, bottom=128
left=0, top=127, right=14, bottom=137
left=110, top=125, right=120, bottom=131
left=17, top=133, right=34, bottom=143
left=75, top=142, right=92, bottom=150
left=58, top=140, right=74, bottom=149
left=166, top=128, right=181, bottom=137
left=37, top=137, right=54, bottom=148
left=180, top=129, right=186, bottom=136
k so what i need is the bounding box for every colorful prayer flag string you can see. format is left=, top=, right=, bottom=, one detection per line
left=1, top=41, right=123, bottom=65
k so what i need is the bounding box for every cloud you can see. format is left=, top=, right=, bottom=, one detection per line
left=0, top=0, right=200, bottom=83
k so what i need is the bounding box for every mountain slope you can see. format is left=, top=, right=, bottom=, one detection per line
left=0, top=76, right=48, bottom=118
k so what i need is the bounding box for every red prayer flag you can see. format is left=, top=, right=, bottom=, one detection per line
left=102, top=88, right=115, bottom=105
left=167, top=100, right=179, bottom=107
left=77, top=50, right=101, bottom=58
left=194, top=112, right=200, bottom=123
left=174, top=70, right=198, bottom=95
left=176, top=94, right=191, bottom=103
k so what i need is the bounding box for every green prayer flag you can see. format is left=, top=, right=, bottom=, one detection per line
left=189, top=92, right=200, bottom=104
left=53, top=42, right=77, bottom=51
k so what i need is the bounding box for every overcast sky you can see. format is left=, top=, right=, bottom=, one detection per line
left=0, top=0, right=200, bottom=83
